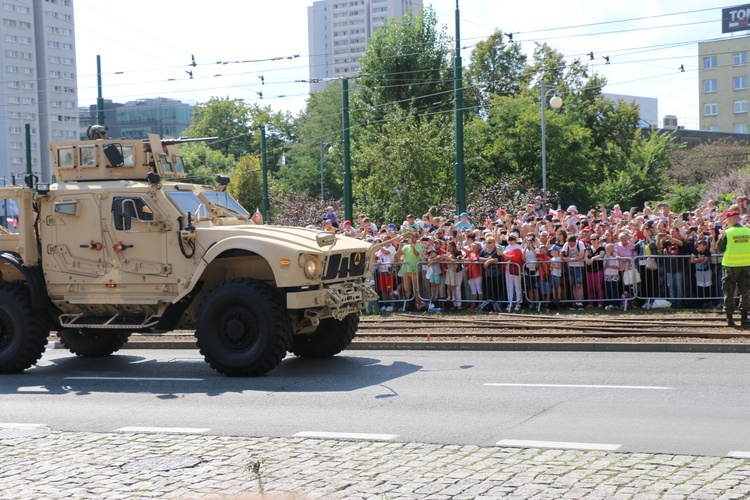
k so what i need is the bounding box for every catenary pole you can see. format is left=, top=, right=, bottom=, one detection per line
left=342, top=78, right=352, bottom=222
left=96, top=55, right=105, bottom=125
left=454, top=0, right=466, bottom=214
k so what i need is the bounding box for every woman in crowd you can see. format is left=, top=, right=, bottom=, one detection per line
left=634, top=227, right=659, bottom=309
left=614, top=231, right=638, bottom=307
left=503, top=233, right=524, bottom=311
left=561, top=234, right=586, bottom=309
left=523, top=235, right=540, bottom=307
left=584, top=233, right=606, bottom=308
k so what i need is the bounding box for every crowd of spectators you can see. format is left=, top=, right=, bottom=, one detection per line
left=317, top=197, right=735, bottom=313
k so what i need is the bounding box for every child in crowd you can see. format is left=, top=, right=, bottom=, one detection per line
left=503, top=234, right=524, bottom=311
left=536, top=244, right=552, bottom=310
left=444, top=240, right=462, bottom=307
left=464, top=242, right=483, bottom=308
left=549, top=245, right=563, bottom=304
left=603, top=243, right=621, bottom=310
left=691, top=239, right=712, bottom=306
left=426, top=248, right=442, bottom=303
left=375, top=237, right=396, bottom=311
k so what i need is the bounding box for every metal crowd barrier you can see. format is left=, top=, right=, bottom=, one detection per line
left=367, top=253, right=727, bottom=313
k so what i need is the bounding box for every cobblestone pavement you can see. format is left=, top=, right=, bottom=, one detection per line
left=1, top=430, right=749, bottom=499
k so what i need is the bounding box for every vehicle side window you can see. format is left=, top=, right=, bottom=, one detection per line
left=112, top=197, right=154, bottom=231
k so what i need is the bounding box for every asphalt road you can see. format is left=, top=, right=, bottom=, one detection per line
left=1, top=347, right=749, bottom=458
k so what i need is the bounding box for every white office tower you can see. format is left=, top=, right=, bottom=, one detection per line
left=308, top=0, right=422, bottom=93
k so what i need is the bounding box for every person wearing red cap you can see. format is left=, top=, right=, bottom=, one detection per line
left=717, top=209, right=750, bottom=326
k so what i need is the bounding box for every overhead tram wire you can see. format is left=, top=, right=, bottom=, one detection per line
left=75, top=21, right=728, bottom=110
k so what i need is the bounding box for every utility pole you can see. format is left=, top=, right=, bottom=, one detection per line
left=454, top=0, right=466, bottom=215
left=342, top=78, right=352, bottom=222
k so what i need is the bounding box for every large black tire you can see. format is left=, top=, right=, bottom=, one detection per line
left=289, top=313, right=359, bottom=358
left=195, top=278, right=292, bottom=377
left=0, top=284, right=48, bottom=374
left=58, top=330, right=131, bottom=357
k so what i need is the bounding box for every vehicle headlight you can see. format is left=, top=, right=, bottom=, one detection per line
left=300, top=254, right=322, bottom=279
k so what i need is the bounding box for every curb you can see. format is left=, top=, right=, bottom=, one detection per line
left=48, top=341, right=750, bottom=354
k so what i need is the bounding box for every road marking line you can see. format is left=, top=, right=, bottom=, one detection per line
left=728, top=451, right=750, bottom=459
left=64, top=377, right=204, bottom=381
left=0, top=423, right=47, bottom=429
left=497, top=439, right=622, bottom=451
left=485, top=383, right=672, bottom=390
left=115, top=427, right=210, bottom=434
left=293, top=431, right=398, bottom=441
left=17, top=386, right=50, bottom=393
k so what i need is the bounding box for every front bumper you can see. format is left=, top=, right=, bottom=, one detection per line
left=286, top=281, right=377, bottom=310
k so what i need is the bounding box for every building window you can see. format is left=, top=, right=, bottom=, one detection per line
left=704, top=79, right=718, bottom=93
left=735, top=52, right=748, bottom=66
left=735, top=76, right=748, bottom=90
left=704, top=103, right=718, bottom=116
left=704, top=55, right=718, bottom=69
left=734, top=123, right=748, bottom=133
left=735, top=100, right=748, bottom=113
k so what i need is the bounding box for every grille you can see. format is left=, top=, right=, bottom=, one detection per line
left=323, top=251, right=367, bottom=281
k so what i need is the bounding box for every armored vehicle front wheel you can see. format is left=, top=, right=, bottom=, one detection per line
left=0, top=284, right=48, bottom=374
left=195, top=278, right=292, bottom=377
left=58, top=330, right=131, bottom=357
left=289, top=313, right=359, bottom=358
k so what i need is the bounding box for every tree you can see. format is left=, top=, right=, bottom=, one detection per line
left=352, top=109, right=453, bottom=222
left=182, top=97, right=251, bottom=159
left=593, top=130, right=675, bottom=209
left=278, top=81, right=345, bottom=199
left=354, top=7, right=453, bottom=124
left=180, top=142, right=237, bottom=186
left=183, top=97, right=296, bottom=172
left=229, top=155, right=263, bottom=213
left=465, top=30, right=527, bottom=110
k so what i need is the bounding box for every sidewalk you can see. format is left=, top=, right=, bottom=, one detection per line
left=1, top=428, right=748, bottom=499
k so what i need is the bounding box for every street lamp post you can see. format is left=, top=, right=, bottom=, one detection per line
left=540, top=80, right=563, bottom=193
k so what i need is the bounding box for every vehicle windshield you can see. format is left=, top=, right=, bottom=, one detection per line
left=166, top=191, right=207, bottom=217
left=201, top=191, right=250, bottom=217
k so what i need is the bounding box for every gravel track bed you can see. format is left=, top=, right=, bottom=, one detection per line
left=48, top=310, right=750, bottom=344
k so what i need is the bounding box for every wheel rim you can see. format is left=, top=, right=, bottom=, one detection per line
left=0, top=310, right=14, bottom=351
left=218, top=306, right=258, bottom=351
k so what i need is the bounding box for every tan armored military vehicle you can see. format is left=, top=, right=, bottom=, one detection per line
left=0, top=127, right=376, bottom=376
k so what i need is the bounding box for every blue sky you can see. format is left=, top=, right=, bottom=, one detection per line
left=75, top=0, right=737, bottom=129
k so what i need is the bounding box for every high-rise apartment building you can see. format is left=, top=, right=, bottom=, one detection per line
left=0, top=0, right=77, bottom=182
left=307, top=0, right=422, bottom=93
left=698, top=36, right=750, bottom=134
